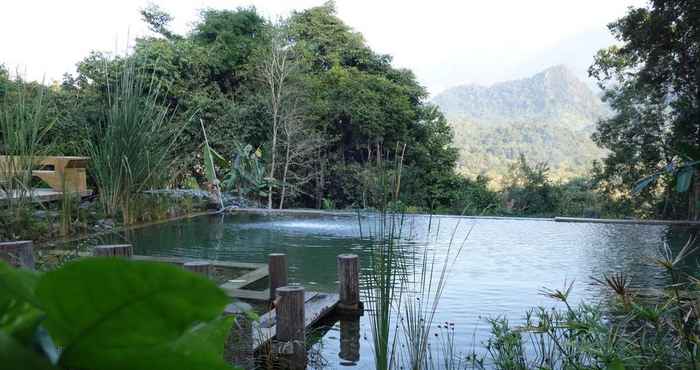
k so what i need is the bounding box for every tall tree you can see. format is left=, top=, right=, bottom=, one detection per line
left=590, top=0, right=699, bottom=219
left=258, top=23, right=297, bottom=209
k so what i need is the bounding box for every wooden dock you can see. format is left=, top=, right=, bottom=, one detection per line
left=251, top=291, right=340, bottom=349
left=39, top=245, right=362, bottom=369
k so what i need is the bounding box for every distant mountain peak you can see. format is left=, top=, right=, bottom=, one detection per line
left=432, top=65, right=609, bottom=182
left=432, top=65, right=607, bottom=127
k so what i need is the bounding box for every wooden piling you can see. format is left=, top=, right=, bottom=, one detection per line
left=92, top=244, right=133, bottom=258
left=0, top=241, right=34, bottom=270
left=268, top=253, right=288, bottom=301
left=183, top=261, right=212, bottom=278
left=337, top=254, right=361, bottom=314
left=275, top=285, right=306, bottom=370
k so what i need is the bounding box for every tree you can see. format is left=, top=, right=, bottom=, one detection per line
left=590, top=0, right=699, bottom=219
left=258, top=23, right=297, bottom=209
left=503, top=154, right=558, bottom=215
left=278, top=108, right=327, bottom=209
left=140, top=4, right=177, bottom=39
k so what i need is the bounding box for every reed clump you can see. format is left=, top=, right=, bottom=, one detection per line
left=86, top=57, right=182, bottom=224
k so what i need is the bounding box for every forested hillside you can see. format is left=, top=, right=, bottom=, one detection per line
left=434, top=65, right=608, bottom=182
left=1, top=2, right=461, bottom=210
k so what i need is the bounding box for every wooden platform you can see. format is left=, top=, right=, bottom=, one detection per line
left=252, top=291, right=340, bottom=350
left=43, top=248, right=353, bottom=364
left=48, top=251, right=271, bottom=296
left=0, top=188, right=93, bottom=203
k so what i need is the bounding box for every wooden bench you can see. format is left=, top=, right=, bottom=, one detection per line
left=0, top=155, right=89, bottom=193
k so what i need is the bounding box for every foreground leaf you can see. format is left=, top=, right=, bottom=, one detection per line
left=0, top=331, right=54, bottom=370
left=0, top=260, right=40, bottom=307
left=35, top=258, right=229, bottom=369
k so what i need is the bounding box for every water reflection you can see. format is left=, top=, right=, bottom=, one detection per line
left=61, top=213, right=699, bottom=369
left=339, top=318, right=361, bottom=365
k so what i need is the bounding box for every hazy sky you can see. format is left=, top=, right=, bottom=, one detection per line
left=0, top=0, right=646, bottom=95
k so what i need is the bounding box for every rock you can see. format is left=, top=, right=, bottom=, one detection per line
left=96, top=218, right=115, bottom=229
left=34, top=210, right=58, bottom=219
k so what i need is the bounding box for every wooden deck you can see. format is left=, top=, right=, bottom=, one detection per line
left=133, top=255, right=343, bottom=352
left=252, top=291, right=340, bottom=350
left=45, top=249, right=348, bottom=357
left=0, top=188, right=93, bottom=203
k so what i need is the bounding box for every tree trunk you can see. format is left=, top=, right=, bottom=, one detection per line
left=279, top=142, right=291, bottom=209
left=268, top=112, right=277, bottom=209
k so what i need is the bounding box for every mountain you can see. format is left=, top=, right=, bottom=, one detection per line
left=433, top=65, right=609, bottom=183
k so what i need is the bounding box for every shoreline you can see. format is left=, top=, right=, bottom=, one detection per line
left=228, top=207, right=700, bottom=226
left=37, top=208, right=700, bottom=249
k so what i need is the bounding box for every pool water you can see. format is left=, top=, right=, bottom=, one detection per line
left=64, top=212, right=696, bottom=369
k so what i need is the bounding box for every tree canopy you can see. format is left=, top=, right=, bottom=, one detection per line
left=37, top=2, right=460, bottom=210
left=590, top=0, right=699, bottom=219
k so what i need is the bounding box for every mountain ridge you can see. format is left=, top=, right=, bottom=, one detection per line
left=433, top=65, right=608, bottom=183
left=433, top=65, right=608, bottom=128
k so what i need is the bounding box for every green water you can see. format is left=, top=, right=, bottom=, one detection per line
left=62, top=212, right=696, bottom=369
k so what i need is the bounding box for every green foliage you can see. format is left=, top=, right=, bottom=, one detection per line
left=502, top=154, right=559, bottom=216
left=223, top=143, right=269, bottom=201
left=0, top=258, right=238, bottom=370
left=86, top=58, right=182, bottom=224
left=590, top=0, right=700, bottom=219
left=0, top=76, right=54, bottom=212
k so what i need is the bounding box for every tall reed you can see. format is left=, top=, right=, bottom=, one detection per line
left=361, top=143, right=469, bottom=370
left=0, top=76, right=53, bottom=215
left=86, top=57, right=181, bottom=224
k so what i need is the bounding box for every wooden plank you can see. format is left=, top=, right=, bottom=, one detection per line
left=221, top=266, right=269, bottom=289
left=131, top=255, right=265, bottom=270
left=0, top=189, right=93, bottom=203
left=47, top=252, right=266, bottom=271
left=253, top=292, right=339, bottom=349
left=222, top=287, right=270, bottom=301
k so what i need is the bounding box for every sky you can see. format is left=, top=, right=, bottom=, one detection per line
left=0, top=0, right=647, bottom=96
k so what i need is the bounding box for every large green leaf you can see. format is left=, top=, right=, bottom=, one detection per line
left=0, top=331, right=55, bottom=370
left=35, top=258, right=231, bottom=370
left=172, top=315, right=235, bottom=362
left=676, top=168, right=694, bottom=193
left=0, top=260, right=40, bottom=308
left=204, top=143, right=217, bottom=183
left=77, top=317, right=238, bottom=370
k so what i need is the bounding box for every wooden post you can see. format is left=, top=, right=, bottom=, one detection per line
left=339, top=318, right=360, bottom=363
left=223, top=302, right=254, bottom=369
left=92, top=244, right=133, bottom=258
left=269, top=253, right=288, bottom=301
left=337, top=254, right=361, bottom=313
left=183, top=261, right=212, bottom=278
left=275, top=286, right=306, bottom=370
left=0, top=241, right=34, bottom=270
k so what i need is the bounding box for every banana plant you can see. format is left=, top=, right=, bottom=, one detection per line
left=633, top=159, right=700, bottom=194
left=223, top=143, right=272, bottom=200
left=200, top=119, right=227, bottom=209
